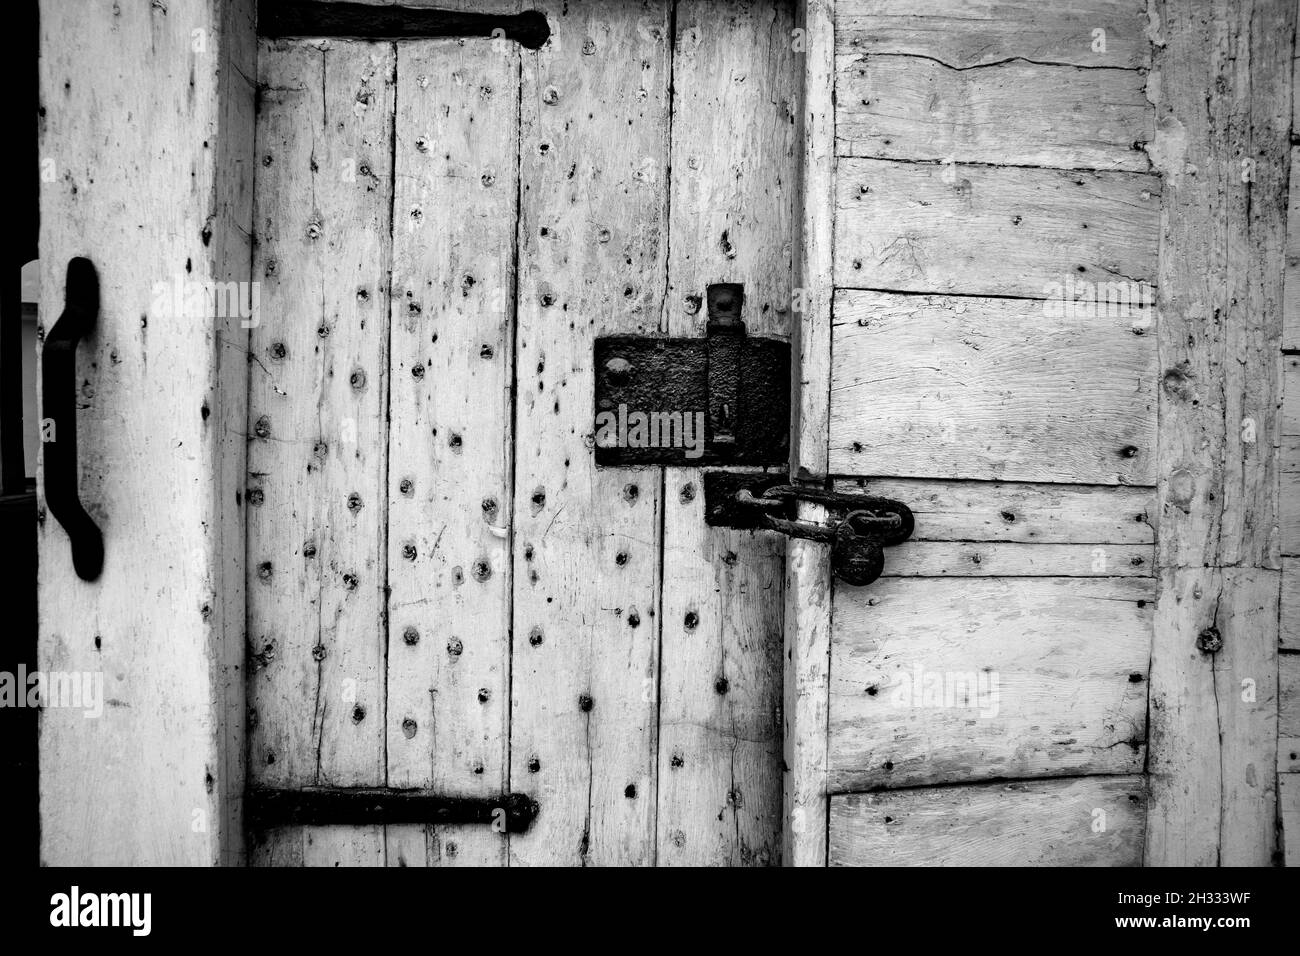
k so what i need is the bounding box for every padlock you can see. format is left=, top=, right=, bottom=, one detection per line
left=831, top=511, right=886, bottom=586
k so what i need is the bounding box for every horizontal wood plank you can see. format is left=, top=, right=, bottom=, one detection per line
left=829, top=775, right=1147, bottom=866
left=883, top=541, right=1153, bottom=577
left=830, top=290, right=1157, bottom=483
left=835, top=158, right=1161, bottom=297
left=830, top=577, right=1153, bottom=791
left=834, top=0, right=1151, bottom=69
left=836, top=55, right=1152, bottom=171
left=833, top=478, right=1155, bottom=544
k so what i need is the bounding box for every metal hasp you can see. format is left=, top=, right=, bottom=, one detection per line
left=704, top=473, right=915, bottom=587
left=42, top=258, right=103, bottom=582
left=246, top=788, right=540, bottom=834
left=593, top=283, right=790, bottom=466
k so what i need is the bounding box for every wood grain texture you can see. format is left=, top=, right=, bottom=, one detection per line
left=249, top=828, right=305, bottom=867
left=830, top=577, right=1152, bottom=791
left=1284, top=559, right=1300, bottom=650
left=834, top=158, right=1161, bottom=297
left=836, top=55, right=1152, bottom=171
left=784, top=0, right=836, bottom=869
left=833, top=477, right=1156, bottom=544
left=1146, top=568, right=1279, bottom=866
left=1144, top=0, right=1294, bottom=868
left=834, top=0, right=1152, bottom=69
left=882, top=541, right=1154, bottom=577
left=657, top=0, right=795, bottom=868
left=248, top=40, right=394, bottom=804
left=508, top=0, right=671, bottom=866
left=1282, top=774, right=1300, bottom=866
left=383, top=38, right=519, bottom=867
left=791, top=0, right=835, bottom=482
left=37, top=0, right=255, bottom=866
left=1150, top=0, right=1293, bottom=572
left=830, top=290, right=1157, bottom=483
left=1285, top=150, right=1300, bottom=350
left=829, top=776, right=1147, bottom=866
left=1281, top=652, right=1300, bottom=774
left=1285, top=355, right=1300, bottom=556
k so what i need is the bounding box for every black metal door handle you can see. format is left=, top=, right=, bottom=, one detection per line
left=42, top=258, right=103, bottom=581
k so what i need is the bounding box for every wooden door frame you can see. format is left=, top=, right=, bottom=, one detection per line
left=782, top=0, right=835, bottom=867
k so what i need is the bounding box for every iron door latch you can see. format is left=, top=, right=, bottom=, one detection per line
left=703, top=473, right=914, bottom=588
left=592, top=282, right=914, bottom=587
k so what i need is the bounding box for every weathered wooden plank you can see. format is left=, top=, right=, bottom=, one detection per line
left=836, top=55, right=1152, bottom=171
left=1147, top=568, right=1280, bottom=866
left=834, top=0, right=1151, bottom=69
left=1284, top=559, right=1300, bottom=650
left=302, top=826, right=385, bottom=866
left=37, top=0, right=255, bottom=865
left=383, top=38, right=518, bottom=868
left=1151, top=0, right=1293, bottom=572
left=247, top=40, right=394, bottom=804
left=509, top=0, right=671, bottom=866
left=1286, top=452, right=1300, bottom=557
left=834, top=158, right=1161, bottom=297
left=1285, top=149, right=1300, bottom=350
left=249, top=829, right=305, bottom=867
left=883, top=541, right=1154, bottom=577
left=1285, top=355, right=1300, bottom=555
left=1282, top=653, right=1300, bottom=774
left=833, top=478, right=1156, bottom=544
left=791, top=0, right=835, bottom=484
left=1144, top=0, right=1294, bottom=868
left=1282, top=774, right=1300, bottom=866
left=784, top=0, right=837, bottom=869
left=830, top=290, right=1157, bottom=483
left=657, top=0, right=795, bottom=868
left=829, top=776, right=1147, bottom=866
left=830, top=577, right=1152, bottom=791
left=383, top=824, right=500, bottom=867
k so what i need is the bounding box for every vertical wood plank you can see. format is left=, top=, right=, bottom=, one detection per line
left=302, top=825, right=385, bottom=866
left=250, top=828, right=305, bottom=867
left=1147, top=568, right=1279, bottom=865
left=1281, top=774, right=1300, bottom=866
left=37, top=0, right=255, bottom=865
left=657, top=0, right=796, bottom=867
left=784, top=0, right=835, bottom=868
left=247, top=39, right=395, bottom=864
left=1145, top=0, right=1295, bottom=867
left=384, top=38, right=520, bottom=867
left=1285, top=149, right=1300, bottom=350
left=1151, top=0, right=1292, bottom=571
left=509, top=0, right=672, bottom=866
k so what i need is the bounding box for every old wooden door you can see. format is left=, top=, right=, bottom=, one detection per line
left=245, top=0, right=797, bottom=866
left=784, top=0, right=1292, bottom=868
